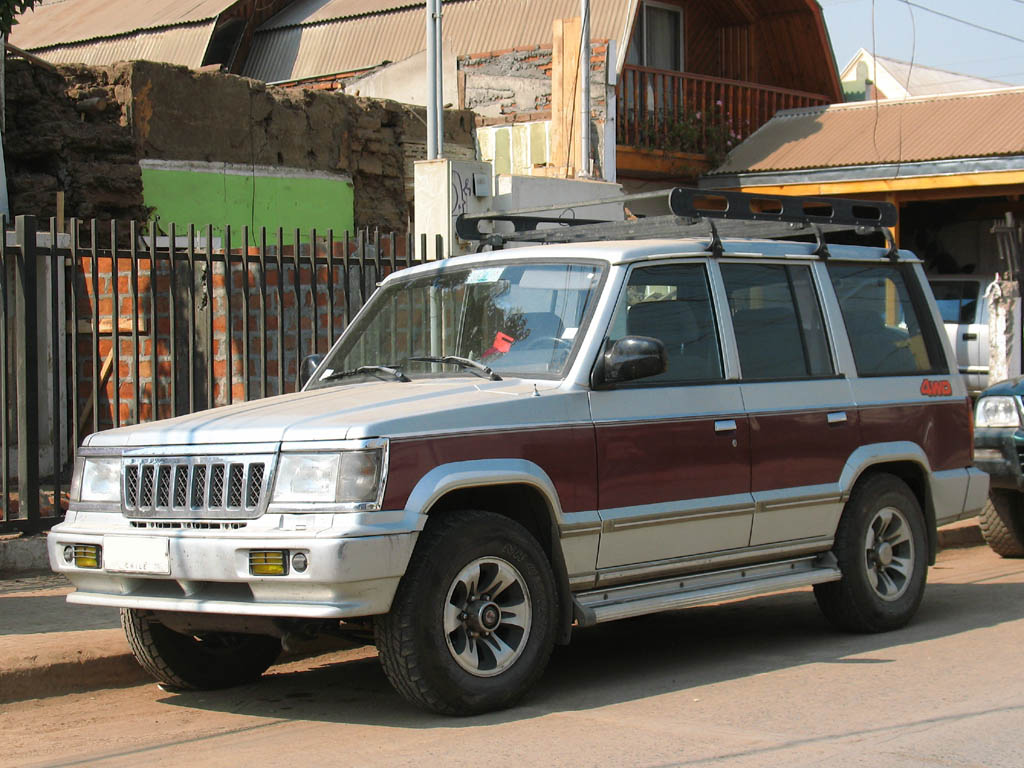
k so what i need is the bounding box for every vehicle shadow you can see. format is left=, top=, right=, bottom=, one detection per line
left=157, top=575, right=1024, bottom=729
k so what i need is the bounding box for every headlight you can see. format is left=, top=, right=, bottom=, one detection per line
left=76, top=458, right=122, bottom=502
left=975, top=396, right=1021, bottom=428
left=272, top=445, right=386, bottom=507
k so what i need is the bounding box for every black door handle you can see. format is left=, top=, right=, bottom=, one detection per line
left=963, top=333, right=978, bottom=341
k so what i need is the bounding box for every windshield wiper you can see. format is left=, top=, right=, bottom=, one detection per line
left=407, top=355, right=502, bottom=381
left=320, top=365, right=411, bottom=383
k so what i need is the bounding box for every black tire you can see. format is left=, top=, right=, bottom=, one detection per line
left=979, top=489, right=1024, bottom=558
left=374, top=510, right=557, bottom=715
left=120, top=608, right=281, bottom=690
left=814, top=473, right=928, bottom=633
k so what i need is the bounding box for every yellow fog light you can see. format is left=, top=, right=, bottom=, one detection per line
left=73, top=544, right=102, bottom=569
left=249, top=550, right=287, bottom=576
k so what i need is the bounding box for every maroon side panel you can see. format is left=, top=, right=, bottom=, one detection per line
left=382, top=426, right=598, bottom=513
left=749, top=410, right=860, bottom=492
left=596, top=417, right=750, bottom=509
left=858, top=400, right=972, bottom=471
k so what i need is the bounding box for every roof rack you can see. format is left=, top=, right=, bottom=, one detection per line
left=455, top=187, right=898, bottom=257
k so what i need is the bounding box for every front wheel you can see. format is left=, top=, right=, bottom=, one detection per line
left=121, top=608, right=281, bottom=690
left=979, top=489, right=1024, bottom=558
left=814, top=474, right=928, bottom=633
left=374, top=510, right=557, bottom=715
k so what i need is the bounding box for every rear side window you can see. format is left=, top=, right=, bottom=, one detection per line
left=929, top=280, right=979, bottom=324
left=721, top=263, right=834, bottom=380
left=829, top=263, right=944, bottom=377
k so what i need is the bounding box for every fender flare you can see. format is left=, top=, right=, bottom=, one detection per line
left=403, top=458, right=574, bottom=643
left=838, top=441, right=938, bottom=562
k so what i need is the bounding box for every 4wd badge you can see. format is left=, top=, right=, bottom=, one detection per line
left=920, top=379, right=952, bottom=397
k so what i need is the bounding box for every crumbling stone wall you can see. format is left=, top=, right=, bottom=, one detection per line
left=4, top=59, right=146, bottom=221
left=3, top=59, right=477, bottom=231
left=462, top=42, right=609, bottom=123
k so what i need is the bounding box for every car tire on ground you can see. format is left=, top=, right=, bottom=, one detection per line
left=814, top=473, right=928, bottom=633
left=121, top=608, right=281, bottom=690
left=374, top=509, right=557, bottom=715
left=978, top=489, right=1024, bottom=558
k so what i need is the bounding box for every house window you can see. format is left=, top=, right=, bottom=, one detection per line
left=627, top=1, right=684, bottom=71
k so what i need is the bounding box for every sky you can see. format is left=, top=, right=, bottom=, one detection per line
left=820, top=0, right=1024, bottom=86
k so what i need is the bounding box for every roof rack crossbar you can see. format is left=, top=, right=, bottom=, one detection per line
left=454, top=187, right=898, bottom=250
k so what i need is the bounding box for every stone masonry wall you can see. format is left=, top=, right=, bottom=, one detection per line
left=4, top=60, right=145, bottom=222
left=4, top=59, right=477, bottom=231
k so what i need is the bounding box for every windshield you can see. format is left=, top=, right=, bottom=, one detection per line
left=309, top=260, right=605, bottom=386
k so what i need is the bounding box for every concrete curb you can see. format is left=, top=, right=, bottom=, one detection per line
left=937, top=517, right=985, bottom=549
left=0, top=534, right=50, bottom=576
left=0, top=628, right=149, bottom=704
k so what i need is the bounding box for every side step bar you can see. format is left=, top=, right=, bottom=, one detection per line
left=573, top=555, right=841, bottom=627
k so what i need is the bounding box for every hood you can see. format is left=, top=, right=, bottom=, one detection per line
left=979, top=376, right=1024, bottom=398
left=85, top=377, right=590, bottom=448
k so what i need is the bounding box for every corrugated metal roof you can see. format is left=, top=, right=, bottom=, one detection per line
left=260, top=0, right=426, bottom=30
left=873, top=55, right=1010, bottom=97
left=27, top=21, right=217, bottom=68
left=711, top=87, right=1024, bottom=175
left=244, top=0, right=628, bottom=83
left=10, top=0, right=232, bottom=50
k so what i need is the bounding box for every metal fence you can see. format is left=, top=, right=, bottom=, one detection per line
left=0, top=215, right=429, bottom=532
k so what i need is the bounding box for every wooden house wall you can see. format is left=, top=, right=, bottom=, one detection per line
left=628, top=0, right=837, bottom=100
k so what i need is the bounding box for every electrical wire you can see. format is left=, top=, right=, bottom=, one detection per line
left=895, top=0, right=916, bottom=178
left=898, top=1, right=1024, bottom=45
left=870, top=0, right=881, bottom=159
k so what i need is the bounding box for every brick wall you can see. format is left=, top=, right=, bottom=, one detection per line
left=68, top=224, right=413, bottom=435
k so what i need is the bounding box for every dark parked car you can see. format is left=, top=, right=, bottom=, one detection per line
left=972, top=380, right=1024, bottom=556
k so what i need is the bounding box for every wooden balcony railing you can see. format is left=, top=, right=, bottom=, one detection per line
left=616, top=65, right=832, bottom=161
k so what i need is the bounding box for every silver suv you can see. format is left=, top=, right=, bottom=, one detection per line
left=49, top=190, right=987, bottom=714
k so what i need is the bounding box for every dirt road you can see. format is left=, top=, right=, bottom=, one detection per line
left=4, top=545, right=1023, bottom=767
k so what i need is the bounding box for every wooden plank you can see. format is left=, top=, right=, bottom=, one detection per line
left=73, top=317, right=149, bottom=335
left=550, top=16, right=582, bottom=177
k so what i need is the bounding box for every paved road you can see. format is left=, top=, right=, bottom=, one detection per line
left=4, top=545, right=1023, bottom=768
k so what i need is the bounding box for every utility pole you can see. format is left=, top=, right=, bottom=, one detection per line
left=426, top=0, right=438, bottom=159
left=435, top=0, right=444, bottom=157
left=578, top=0, right=591, bottom=178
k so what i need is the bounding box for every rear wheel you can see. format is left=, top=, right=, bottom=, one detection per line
left=814, top=474, right=928, bottom=633
left=979, top=489, right=1024, bottom=558
left=374, top=510, right=557, bottom=715
left=121, top=608, right=281, bottom=690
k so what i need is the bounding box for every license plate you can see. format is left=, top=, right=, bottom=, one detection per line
left=102, top=536, right=170, bottom=575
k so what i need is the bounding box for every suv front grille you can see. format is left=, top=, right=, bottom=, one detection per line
left=122, top=455, right=275, bottom=519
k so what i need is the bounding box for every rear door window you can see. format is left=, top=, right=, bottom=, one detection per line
left=829, top=264, right=944, bottom=376
left=721, top=263, right=834, bottom=380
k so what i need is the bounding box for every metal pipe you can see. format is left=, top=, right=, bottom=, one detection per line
left=425, top=0, right=438, bottom=159
left=435, top=0, right=444, bottom=157
left=579, top=0, right=591, bottom=177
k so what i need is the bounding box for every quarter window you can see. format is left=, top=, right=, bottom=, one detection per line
left=829, top=263, right=942, bottom=376
left=607, top=264, right=723, bottom=384
left=721, top=263, right=834, bottom=380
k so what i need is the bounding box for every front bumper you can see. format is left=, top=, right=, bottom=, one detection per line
left=48, top=509, right=424, bottom=619
left=973, top=428, right=1024, bottom=492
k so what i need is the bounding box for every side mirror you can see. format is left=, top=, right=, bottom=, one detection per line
left=299, top=354, right=326, bottom=389
left=594, top=336, right=666, bottom=387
